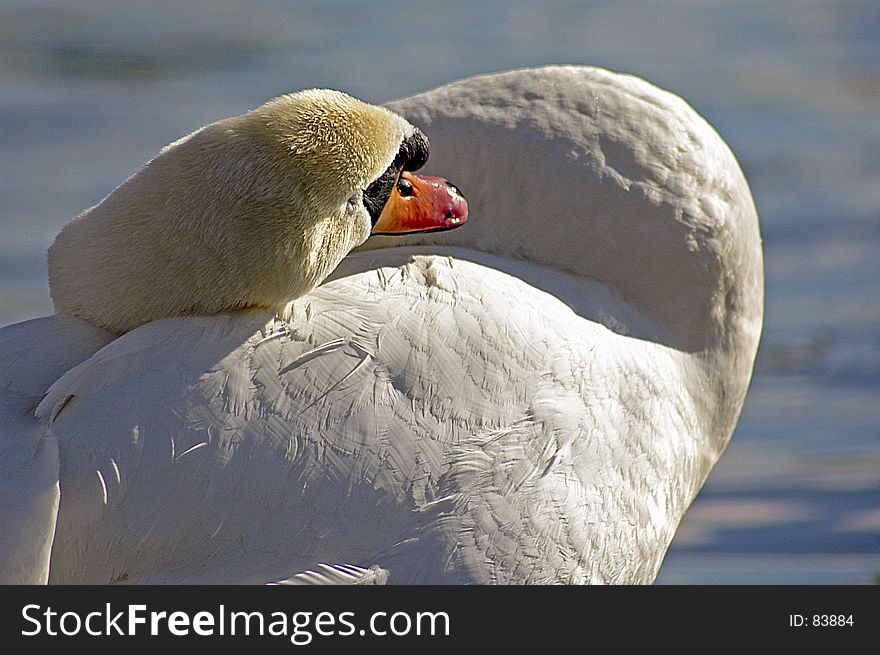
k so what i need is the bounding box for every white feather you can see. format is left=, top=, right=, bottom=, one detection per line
left=0, top=66, right=762, bottom=584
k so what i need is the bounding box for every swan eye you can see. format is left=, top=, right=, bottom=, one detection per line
left=397, top=177, right=414, bottom=197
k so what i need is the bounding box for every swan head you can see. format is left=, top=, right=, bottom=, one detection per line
left=47, top=89, right=467, bottom=334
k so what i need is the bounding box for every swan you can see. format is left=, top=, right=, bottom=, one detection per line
left=0, top=66, right=763, bottom=584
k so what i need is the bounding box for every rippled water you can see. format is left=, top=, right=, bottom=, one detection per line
left=1, top=0, right=878, bottom=583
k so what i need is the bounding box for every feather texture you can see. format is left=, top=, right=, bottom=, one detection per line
left=0, top=66, right=762, bottom=584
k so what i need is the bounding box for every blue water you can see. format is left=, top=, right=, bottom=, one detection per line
left=1, top=0, right=878, bottom=583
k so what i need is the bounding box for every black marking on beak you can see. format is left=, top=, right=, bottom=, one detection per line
left=363, top=128, right=431, bottom=224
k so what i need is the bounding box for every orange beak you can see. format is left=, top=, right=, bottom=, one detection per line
left=370, top=171, right=468, bottom=235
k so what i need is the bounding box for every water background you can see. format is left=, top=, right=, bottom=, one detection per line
left=1, top=0, right=878, bottom=583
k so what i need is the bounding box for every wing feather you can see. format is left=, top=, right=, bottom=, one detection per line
left=35, top=249, right=701, bottom=584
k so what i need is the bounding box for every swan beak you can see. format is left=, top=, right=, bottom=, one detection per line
left=371, top=171, right=468, bottom=235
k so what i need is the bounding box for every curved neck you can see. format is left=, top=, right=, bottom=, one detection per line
left=361, top=66, right=764, bottom=450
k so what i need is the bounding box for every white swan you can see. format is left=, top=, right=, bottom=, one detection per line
left=0, top=66, right=763, bottom=584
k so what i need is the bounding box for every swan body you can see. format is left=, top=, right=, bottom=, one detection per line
left=0, top=66, right=762, bottom=584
